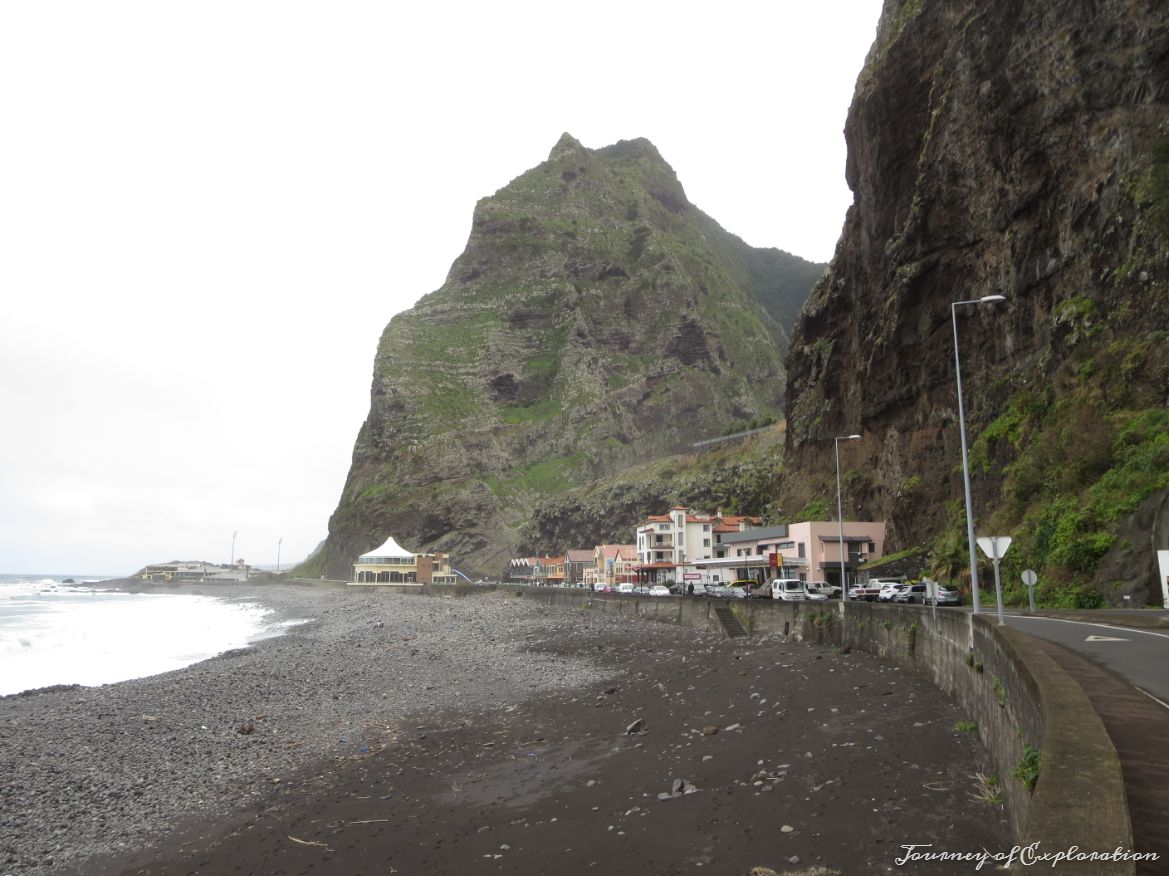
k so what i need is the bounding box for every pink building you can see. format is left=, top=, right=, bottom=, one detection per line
left=695, top=520, right=886, bottom=590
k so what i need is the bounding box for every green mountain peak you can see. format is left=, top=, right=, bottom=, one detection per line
left=318, top=137, right=825, bottom=579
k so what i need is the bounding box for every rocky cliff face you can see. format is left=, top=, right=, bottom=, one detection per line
left=322, top=135, right=823, bottom=578
left=782, top=0, right=1169, bottom=604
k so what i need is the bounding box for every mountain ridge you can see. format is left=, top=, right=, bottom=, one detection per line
left=315, top=134, right=825, bottom=578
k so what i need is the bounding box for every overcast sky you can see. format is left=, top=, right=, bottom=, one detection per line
left=1, top=1, right=883, bottom=576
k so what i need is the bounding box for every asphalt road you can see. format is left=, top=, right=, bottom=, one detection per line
left=1001, top=613, right=1169, bottom=707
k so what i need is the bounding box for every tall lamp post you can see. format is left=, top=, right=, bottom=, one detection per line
left=231, top=530, right=238, bottom=566
left=276, top=537, right=282, bottom=573
left=951, top=294, right=1006, bottom=615
left=836, top=434, right=862, bottom=599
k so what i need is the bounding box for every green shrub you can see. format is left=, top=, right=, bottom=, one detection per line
left=1012, top=743, right=1042, bottom=793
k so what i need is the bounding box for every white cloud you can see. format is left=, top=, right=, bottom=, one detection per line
left=0, top=0, right=881, bottom=574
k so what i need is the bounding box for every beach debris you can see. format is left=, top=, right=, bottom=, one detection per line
left=625, top=718, right=646, bottom=736
left=725, top=723, right=742, bottom=732
left=287, top=835, right=331, bottom=850
left=237, top=721, right=255, bottom=735
left=658, top=778, right=698, bottom=800
left=141, top=715, right=159, bottom=722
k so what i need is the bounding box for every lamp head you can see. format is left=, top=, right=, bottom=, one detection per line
left=979, top=294, right=1006, bottom=304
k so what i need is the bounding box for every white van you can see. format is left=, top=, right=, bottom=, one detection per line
left=617, top=582, right=635, bottom=594
left=766, top=578, right=806, bottom=601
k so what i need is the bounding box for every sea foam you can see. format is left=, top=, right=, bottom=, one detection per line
left=0, top=576, right=289, bottom=696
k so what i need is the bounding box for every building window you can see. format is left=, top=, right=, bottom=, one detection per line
left=798, top=542, right=806, bottom=559
left=703, top=538, right=710, bottom=547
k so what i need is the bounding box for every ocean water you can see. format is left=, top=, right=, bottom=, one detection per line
left=0, top=573, right=301, bottom=696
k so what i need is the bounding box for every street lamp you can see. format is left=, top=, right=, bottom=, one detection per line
left=951, top=294, right=1006, bottom=614
left=276, top=537, right=282, bottom=573
left=835, top=434, right=862, bottom=600
left=231, top=530, right=238, bottom=566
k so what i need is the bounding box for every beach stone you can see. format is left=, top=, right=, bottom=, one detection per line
left=625, top=718, right=646, bottom=735
left=702, top=725, right=719, bottom=736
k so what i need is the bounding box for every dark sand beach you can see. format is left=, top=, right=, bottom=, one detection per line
left=2, top=583, right=1009, bottom=875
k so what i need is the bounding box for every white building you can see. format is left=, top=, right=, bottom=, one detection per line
left=634, top=507, right=760, bottom=585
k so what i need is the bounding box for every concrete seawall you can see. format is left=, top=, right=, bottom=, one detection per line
left=483, top=587, right=1135, bottom=873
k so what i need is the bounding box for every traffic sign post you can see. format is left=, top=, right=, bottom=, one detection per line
left=1021, top=568, right=1037, bottom=612
left=977, top=536, right=1012, bottom=625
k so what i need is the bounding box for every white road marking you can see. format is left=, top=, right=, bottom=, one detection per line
left=1084, top=635, right=1129, bottom=642
left=1002, top=614, right=1169, bottom=640
left=1136, top=687, right=1169, bottom=712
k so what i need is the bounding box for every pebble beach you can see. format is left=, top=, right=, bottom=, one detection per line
left=1, top=582, right=1010, bottom=875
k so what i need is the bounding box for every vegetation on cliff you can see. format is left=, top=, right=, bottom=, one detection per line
left=518, top=425, right=786, bottom=555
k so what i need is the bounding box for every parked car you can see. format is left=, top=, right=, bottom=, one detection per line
left=803, top=585, right=829, bottom=601
left=893, top=582, right=929, bottom=603
left=649, top=585, right=671, bottom=597
left=722, top=582, right=751, bottom=599
left=765, top=578, right=807, bottom=601
left=877, top=580, right=908, bottom=602
left=686, top=582, right=717, bottom=597
left=929, top=583, right=961, bottom=606
left=805, top=582, right=839, bottom=600
left=848, top=581, right=882, bottom=601
left=726, top=579, right=758, bottom=598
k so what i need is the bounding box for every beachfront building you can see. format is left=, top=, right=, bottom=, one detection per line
left=694, top=520, right=886, bottom=590
left=351, top=536, right=457, bottom=586
left=504, top=556, right=562, bottom=585
left=633, top=508, right=760, bottom=585
left=593, top=544, right=637, bottom=587
left=140, top=561, right=250, bottom=583
left=563, top=549, right=594, bottom=588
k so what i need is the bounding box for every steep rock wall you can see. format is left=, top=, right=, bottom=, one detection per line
left=783, top=0, right=1169, bottom=603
